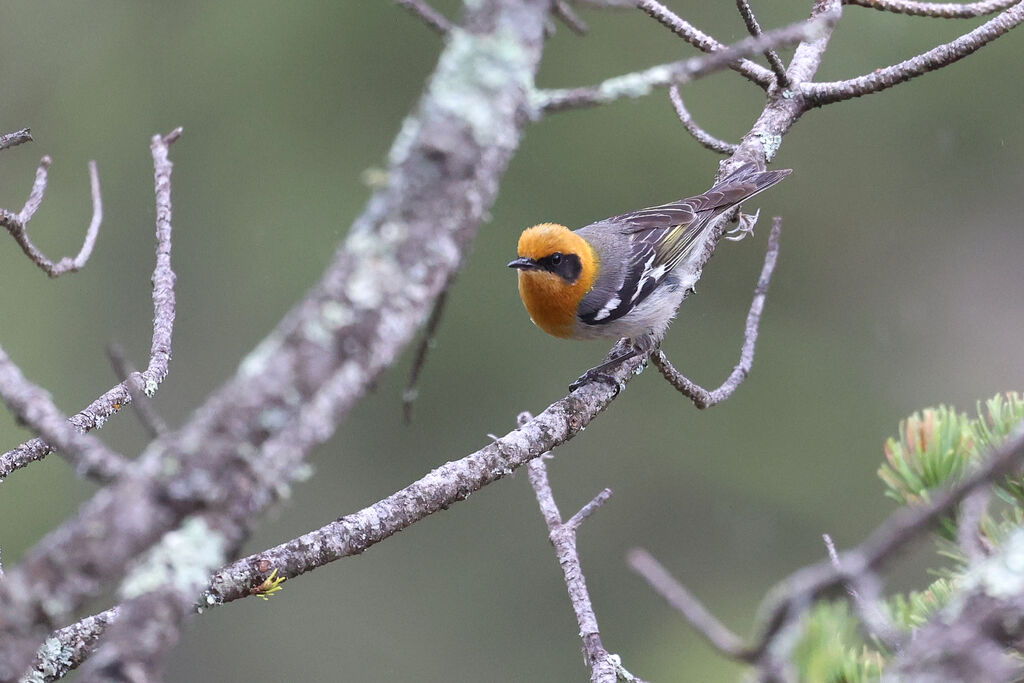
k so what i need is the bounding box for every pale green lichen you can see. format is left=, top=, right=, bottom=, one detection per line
left=118, top=516, right=228, bottom=600
left=24, top=637, right=72, bottom=683
left=758, top=133, right=783, bottom=161
left=144, top=378, right=159, bottom=397
left=428, top=27, right=534, bottom=147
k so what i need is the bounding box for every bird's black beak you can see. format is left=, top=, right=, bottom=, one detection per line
left=508, top=257, right=538, bottom=271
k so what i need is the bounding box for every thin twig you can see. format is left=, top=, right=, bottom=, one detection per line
left=823, top=533, right=900, bottom=649
left=553, top=0, right=589, bottom=34
left=844, top=0, right=1018, bottom=18
left=668, top=85, right=738, bottom=155
left=627, top=548, right=749, bottom=659
left=636, top=0, right=775, bottom=88
left=0, top=128, right=32, bottom=152
left=0, top=347, right=126, bottom=482
left=0, top=158, right=102, bottom=278
left=395, top=0, right=453, bottom=35
left=538, top=13, right=837, bottom=112
left=523, top=411, right=644, bottom=683
left=735, top=0, right=790, bottom=86
left=803, top=2, right=1024, bottom=106
left=0, top=129, right=180, bottom=479
left=403, top=281, right=451, bottom=423
left=748, top=428, right=1024, bottom=661
left=106, top=343, right=168, bottom=438
left=651, top=217, right=782, bottom=408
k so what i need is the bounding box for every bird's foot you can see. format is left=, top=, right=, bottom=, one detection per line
left=725, top=208, right=760, bottom=242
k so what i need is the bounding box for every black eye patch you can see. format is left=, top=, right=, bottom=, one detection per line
left=537, top=252, right=582, bottom=283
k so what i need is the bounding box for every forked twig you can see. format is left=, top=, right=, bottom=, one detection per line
left=0, top=128, right=181, bottom=478
left=736, top=0, right=790, bottom=87
left=804, top=2, right=1024, bottom=105
left=0, top=157, right=102, bottom=278
left=652, top=217, right=782, bottom=408
left=636, top=0, right=775, bottom=88
left=523, top=412, right=646, bottom=683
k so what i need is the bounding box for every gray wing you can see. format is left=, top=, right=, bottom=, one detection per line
left=577, top=165, right=790, bottom=326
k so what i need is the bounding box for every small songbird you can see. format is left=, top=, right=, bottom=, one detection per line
left=508, top=163, right=790, bottom=388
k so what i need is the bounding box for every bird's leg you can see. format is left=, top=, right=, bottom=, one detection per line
left=569, top=344, right=640, bottom=391
left=724, top=207, right=760, bottom=242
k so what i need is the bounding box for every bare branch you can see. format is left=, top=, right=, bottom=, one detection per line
left=803, top=2, right=1024, bottom=106
left=651, top=217, right=782, bottom=408
left=0, top=348, right=126, bottom=482
left=736, top=0, right=790, bottom=86
left=106, top=343, right=168, bottom=438
left=636, top=0, right=775, bottom=88
left=627, top=548, right=748, bottom=659
left=0, top=6, right=557, bottom=675
left=25, top=608, right=116, bottom=682
left=0, top=129, right=180, bottom=479
left=553, top=0, right=589, bottom=34
left=668, top=85, right=738, bottom=155
left=403, top=280, right=452, bottom=423
left=844, top=0, right=1018, bottom=18
left=748, top=428, right=1024, bottom=661
left=0, top=158, right=102, bottom=277
left=537, top=13, right=837, bottom=112
left=0, top=128, right=32, bottom=152
left=395, top=0, right=453, bottom=35
left=522, top=411, right=644, bottom=683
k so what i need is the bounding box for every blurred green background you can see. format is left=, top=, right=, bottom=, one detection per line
left=1, top=1, right=1022, bottom=680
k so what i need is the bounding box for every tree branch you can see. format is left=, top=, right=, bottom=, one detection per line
left=0, top=348, right=126, bottom=482
left=537, top=12, right=837, bottom=113
left=668, top=85, right=738, bottom=155
left=527, top=451, right=629, bottom=683
left=843, top=0, right=1019, bottom=18
left=0, top=129, right=179, bottom=480
left=636, top=0, right=775, bottom=88
left=803, top=2, right=1024, bottom=106
left=651, top=217, right=782, bottom=409
left=0, top=128, right=32, bottom=152
left=0, top=157, right=102, bottom=278
left=0, top=2, right=554, bottom=678
left=735, top=0, right=790, bottom=86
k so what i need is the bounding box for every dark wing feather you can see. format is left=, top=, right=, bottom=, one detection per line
left=577, top=165, right=790, bottom=326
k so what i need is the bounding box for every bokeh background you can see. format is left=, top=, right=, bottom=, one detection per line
left=1, top=1, right=1022, bottom=680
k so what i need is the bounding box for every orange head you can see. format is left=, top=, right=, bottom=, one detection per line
left=508, top=223, right=598, bottom=339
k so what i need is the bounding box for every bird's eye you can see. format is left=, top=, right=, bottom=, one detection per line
left=550, top=252, right=563, bottom=265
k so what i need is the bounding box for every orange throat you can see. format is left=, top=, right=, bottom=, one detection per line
left=518, top=268, right=591, bottom=339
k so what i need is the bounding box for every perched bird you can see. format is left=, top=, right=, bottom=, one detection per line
left=508, top=163, right=790, bottom=388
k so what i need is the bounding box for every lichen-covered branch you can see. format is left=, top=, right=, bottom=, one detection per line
left=0, top=1, right=553, bottom=678
left=0, top=130, right=179, bottom=480
left=844, top=0, right=1018, bottom=18
left=537, top=11, right=837, bottom=113
left=0, top=348, right=126, bottom=482
left=803, top=1, right=1024, bottom=105
left=0, top=157, right=102, bottom=278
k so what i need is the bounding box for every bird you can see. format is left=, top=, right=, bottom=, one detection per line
left=508, top=163, right=790, bottom=389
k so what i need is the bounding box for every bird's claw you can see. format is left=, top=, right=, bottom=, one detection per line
left=725, top=208, right=760, bottom=242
